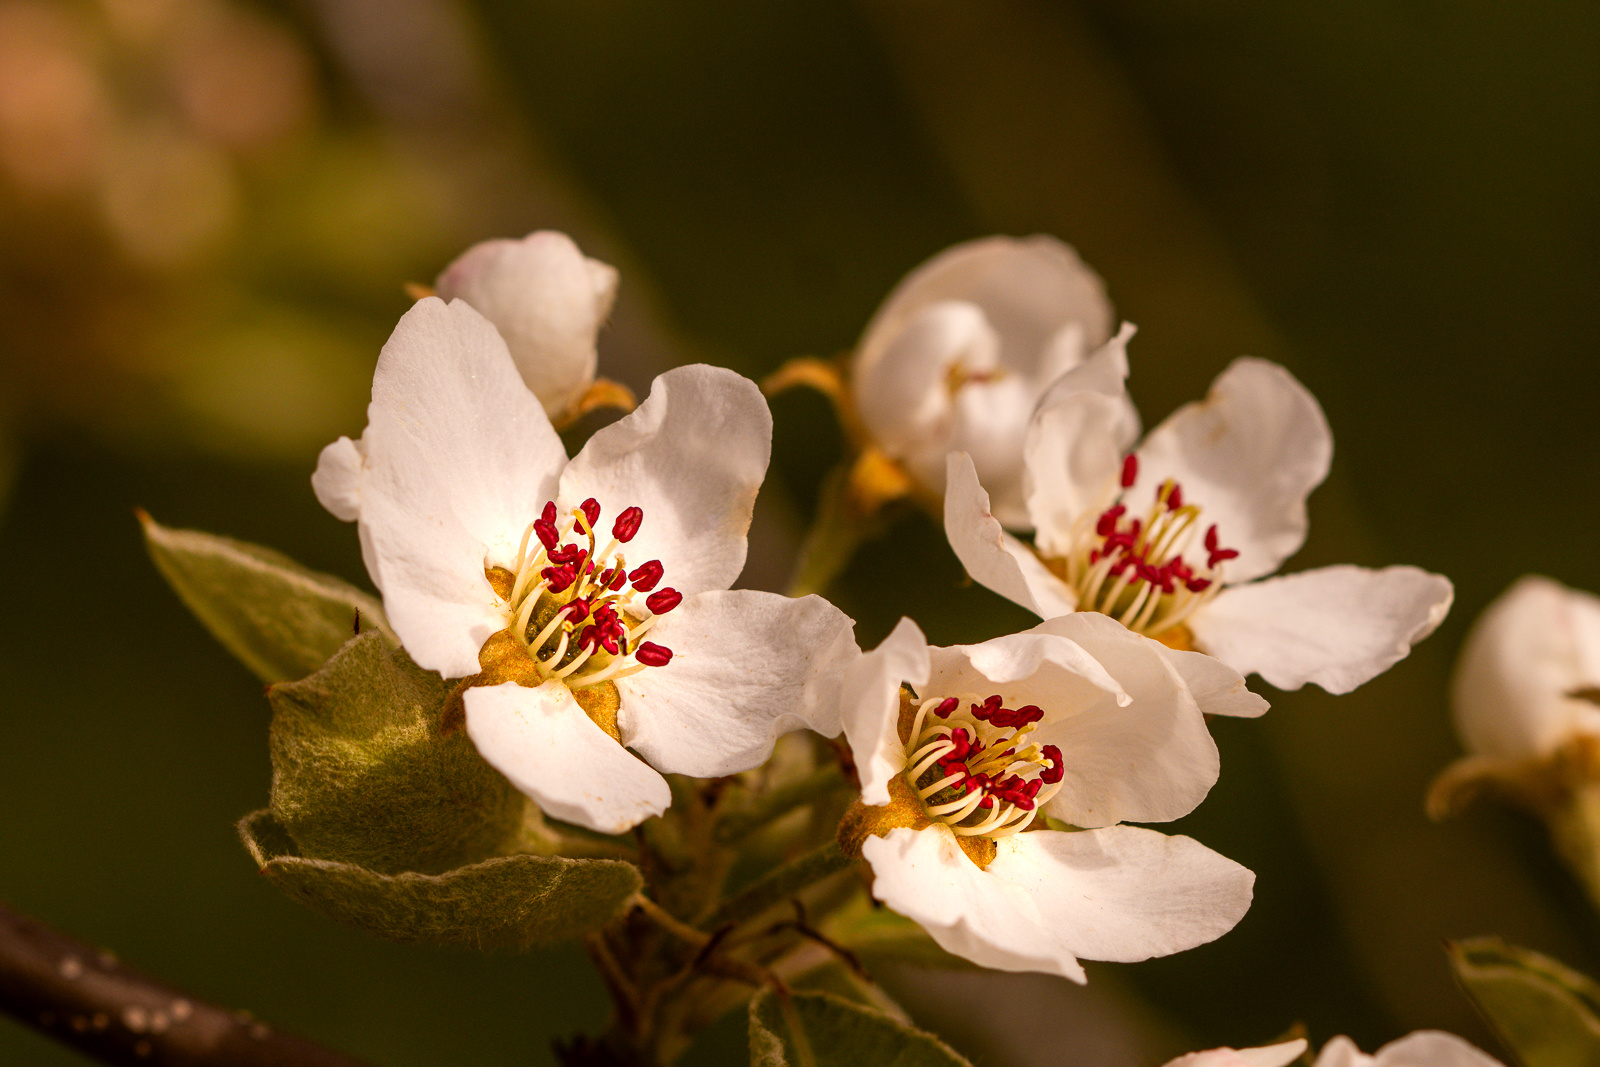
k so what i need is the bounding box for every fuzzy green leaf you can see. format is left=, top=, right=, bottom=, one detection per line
left=141, top=511, right=394, bottom=682
left=1448, top=936, right=1600, bottom=1067
left=748, top=989, right=970, bottom=1067
left=268, top=630, right=525, bottom=874
left=240, top=810, right=642, bottom=948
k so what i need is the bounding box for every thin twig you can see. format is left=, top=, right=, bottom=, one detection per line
left=0, top=900, right=374, bottom=1067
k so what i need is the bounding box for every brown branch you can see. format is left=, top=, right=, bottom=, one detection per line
left=0, top=900, right=375, bottom=1067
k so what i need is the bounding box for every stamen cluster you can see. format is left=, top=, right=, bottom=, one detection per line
left=501, top=497, right=680, bottom=688
left=902, top=692, right=1066, bottom=838
left=1061, top=455, right=1238, bottom=637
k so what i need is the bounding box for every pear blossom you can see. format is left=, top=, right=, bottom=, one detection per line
left=1165, top=1033, right=1503, bottom=1067
left=945, top=335, right=1453, bottom=693
left=433, top=229, right=622, bottom=421
left=1163, top=1039, right=1307, bottom=1067
left=313, top=296, right=855, bottom=835
left=847, top=235, right=1113, bottom=523
left=1429, top=576, right=1600, bottom=815
left=836, top=613, right=1256, bottom=981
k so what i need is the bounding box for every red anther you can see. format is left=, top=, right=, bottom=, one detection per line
left=646, top=588, right=682, bottom=614
left=940, top=762, right=971, bottom=782
left=971, top=695, right=1003, bottom=721
left=550, top=542, right=582, bottom=564
left=989, top=707, right=1017, bottom=729
left=1121, top=454, right=1138, bottom=488
left=1095, top=504, right=1126, bottom=537
left=1039, top=745, right=1065, bottom=784
left=978, top=797, right=995, bottom=809
left=1186, top=577, right=1213, bottom=593
left=578, top=624, right=599, bottom=652
left=1167, top=483, right=1184, bottom=511
left=613, top=506, right=643, bottom=543
left=609, top=568, right=627, bottom=591
left=933, top=697, right=960, bottom=718
left=579, top=498, right=601, bottom=529
left=635, top=642, right=673, bottom=667
left=563, top=598, right=592, bottom=622
left=1013, top=705, right=1043, bottom=725
left=1204, top=525, right=1219, bottom=552
left=628, top=560, right=664, bottom=592
left=543, top=565, right=576, bottom=593
left=541, top=501, right=558, bottom=525
left=1023, top=778, right=1043, bottom=798
left=1208, top=546, right=1240, bottom=568
left=534, top=520, right=560, bottom=550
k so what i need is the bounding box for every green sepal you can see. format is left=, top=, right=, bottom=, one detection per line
left=268, top=629, right=522, bottom=875
left=1447, top=936, right=1600, bottom=1067
left=240, top=810, right=642, bottom=948
left=140, top=511, right=395, bottom=683
left=748, top=988, right=971, bottom=1067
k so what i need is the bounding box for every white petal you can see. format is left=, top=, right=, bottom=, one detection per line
left=1190, top=565, right=1454, bottom=694
left=434, top=231, right=616, bottom=417
left=1159, top=646, right=1270, bottom=718
left=938, top=628, right=1128, bottom=709
left=861, top=824, right=1086, bottom=982
left=854, top=300, right=999, bottom=459
left=464, top=680, right=670, bottom=834
left=1361, top=1032, right=1506, bottom=1067
left=352, top=297, right=567, bottom=677
left=559, top=365, right=771, bottom=598
left=1133, top=359, right=1331, bottom=583
left=841, top=617, right=930, bottom=805
left=944, top=451, right=1078, bottom=619
left=312, top=435, right=364, bottom=522
left=617, top=590, right=857, bottom=778
left=856, top=236, right=1113, bottom=379
left=1165, top=1040, right=1309, bottom=1067
left=1026, top=612, right=1221, bottom=826
left=1313, top=1037, right=1373, bottom=1067
left=941, top=372, right=1037, bottom=528
left=861, top=824, right=1253, bottom=981
left=987, top=826, right=1253, bottom=964
left=1024, top=326, right=1141, bottom=556
left=1452, top=576, right=1600, bottom=762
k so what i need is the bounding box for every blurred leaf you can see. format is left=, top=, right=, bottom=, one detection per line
left=748, top=988, right=970, bottom=1067
left=240, top=809, right=642, bottom=949
left=269, top=630, right=524, bottom=875
left=1448, top=936, right=1600, bottom=1067
left=140, top=511, right=393, bottom=682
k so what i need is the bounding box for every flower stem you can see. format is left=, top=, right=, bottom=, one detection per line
left=701, top=841, right=852, bottom=931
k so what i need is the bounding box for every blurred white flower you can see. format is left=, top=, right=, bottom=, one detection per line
left=1430, top=576, right=1600, bottom=817
left=946, top=340, right=1453, bottom=694
left=1166, top=1032, right=1502, bottom=1067
left=836, top=613, right=1254, bottom=981
left=313, top=297, right=855, bottom=834
left=433, top=230, right=630, bottom=423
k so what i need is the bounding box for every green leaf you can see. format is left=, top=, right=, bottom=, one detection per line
left=1448, top=936, right=1600, bottom=1067
left=140, top=510, right=394, bottom=683
left=748, top=989, right=971, bottom=1067
left=240, top=810, right=643, bottom=948
left=269, top=630, right=524, bottom=874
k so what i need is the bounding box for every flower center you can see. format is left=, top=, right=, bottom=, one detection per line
left=1054, top=454, right=1239, bottom=638
left=901, top=692, right=1065, bottom=839
left=497, top=497, right=680, bottom=690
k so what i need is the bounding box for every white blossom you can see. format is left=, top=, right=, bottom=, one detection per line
left=849, top=235, right=1113, bottom=523
left=945, top=337, right=1453, bottom=693
left=838, top=614, right=1254, bottom=981
left=313, top=297, right=855, bottom=834
left=1166, top=1033, right=1503, bottom=1067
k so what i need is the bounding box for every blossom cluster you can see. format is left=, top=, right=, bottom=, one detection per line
left=304, top=229, right=1457, bottom=995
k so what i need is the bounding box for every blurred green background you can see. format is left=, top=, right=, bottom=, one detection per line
left=2, top=0, right=1597, bottom=1063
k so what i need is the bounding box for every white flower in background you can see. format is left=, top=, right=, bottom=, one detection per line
left=945, top=337, right=1453, bottom=693
left=836, top=613, right=1257, bottom=982
left=844, top=235, right=1113, bottom=522
left=433, top=229, right=630, bottom=423
left=1164, top=1038, right=1307, bottom=1067
left=1166, top=1033, right=1503, bottom=1067
left=1430, top=576, right=1600, bottom=816
left=313, top=297, right=856, bottom=834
